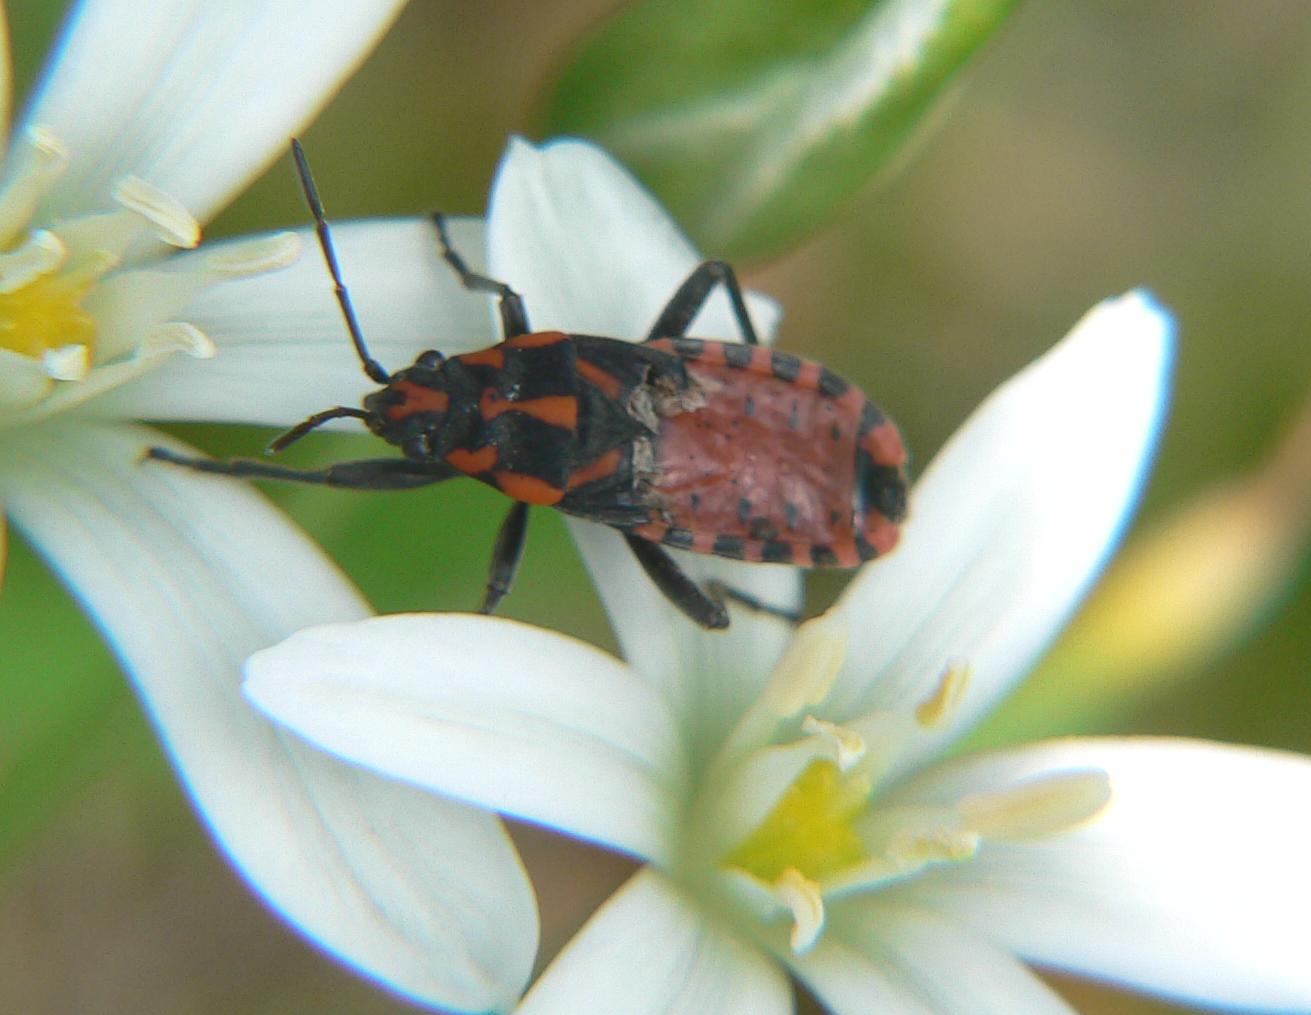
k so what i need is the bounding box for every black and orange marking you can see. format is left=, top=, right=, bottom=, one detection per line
left=149, top=161, right=908, bottom=631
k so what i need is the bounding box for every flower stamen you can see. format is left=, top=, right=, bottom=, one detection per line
left=204, top=231, right=301, bottom=277
left=140, top=322, right=216, bottom=359
left=42, top=344, right=90, bottom=381
left=957, top=769, right=1112, bottom=840
left=801, top=715, right=866, bottom=770
left=886, top=821, right=979, bottom=865
left=773, top=867, right=825, bottom=953
left=761, top=612, right=847, bottom=718
left=0, top=230, right=66, bottom=293
left=915, top=658, right=970, bottom=728
left=113, top=176, right=201, bottom=249
left=0, top=127, right=69, bottom=246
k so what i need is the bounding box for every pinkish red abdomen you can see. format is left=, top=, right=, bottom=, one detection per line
left=633, top=339, right=907, bottom=567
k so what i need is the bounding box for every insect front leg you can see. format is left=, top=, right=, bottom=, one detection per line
left=146, top=448, right=460, bottom=490
left=644, top=260, right=759, bottom=345
left=430, top=212, right=530, bottom=339
left=623, top=533, right=729, bottom=630
left=480, top=501, right=530, bottom=615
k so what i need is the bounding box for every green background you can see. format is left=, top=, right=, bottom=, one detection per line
left=2, top=2, right=1308, bottom=1012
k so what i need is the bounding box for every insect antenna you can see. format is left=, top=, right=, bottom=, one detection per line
left=291, top=138, right=390, bottom=384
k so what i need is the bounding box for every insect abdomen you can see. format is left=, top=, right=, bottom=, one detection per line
left=635, top=338, right=907, bottom=567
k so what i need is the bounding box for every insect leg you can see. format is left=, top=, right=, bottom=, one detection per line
left=644, top=260, right=759, bottom=345
left=479, top=500, right=530, bottom=615
left=430, top=212, right=531, bottom=339
left=704, top=580, right=802, bottom=624
left=623, top=533, right=729, bottom=630
left=146, top=448, right=459, bottom=490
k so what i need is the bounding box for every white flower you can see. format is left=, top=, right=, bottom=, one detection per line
left=245, top=139, right=1311, bottom=1013
left=0, top=3, right=538, bottom=1009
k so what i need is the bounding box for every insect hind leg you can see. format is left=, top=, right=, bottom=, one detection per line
left=704, top=580, right=802, bottom=624
left=430, top=212, right=530, bottom=338
left=479, top=501, right=530, bottom=615
left=644, top=260, right=759, bottom=345
left=624, top=534, right=729, bottom=630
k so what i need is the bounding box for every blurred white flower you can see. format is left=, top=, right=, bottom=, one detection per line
left=0, top=2, right=539, bottom=1008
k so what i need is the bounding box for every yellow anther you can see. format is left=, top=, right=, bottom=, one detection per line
left=762, top=612, right=847, bottom=717
left=24, top=126, right=70, bottom=174
left=957, top=769, right=1112, bottom=841
left=42, top=344, right=89, bottom=381
left=801, top=715, right=866, bottom=771
left=0, top=230, right=66, bottom=294
left=205, top=231, right=301, bottom=278
left=0, top=128, right=71, bottom=247
left=773, top=867, right=825, bottom=954
left=113, top=176, right=200, bottom=248
left=886, top=824, right=980, bottom=865
left=915, top=658, right=970, bottom=728
left=140, top=322, right=216, bottom=359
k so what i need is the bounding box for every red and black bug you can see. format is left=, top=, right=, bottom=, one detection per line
left=149, top=142, right=908, bottom=629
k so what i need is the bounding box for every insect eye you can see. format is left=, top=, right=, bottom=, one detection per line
left=417, top=349, right=445, bottom=369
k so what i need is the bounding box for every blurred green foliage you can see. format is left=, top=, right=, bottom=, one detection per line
left=545, top=0, right=1018, bottom=258
left=2, top=1, right=1309, bottom=1013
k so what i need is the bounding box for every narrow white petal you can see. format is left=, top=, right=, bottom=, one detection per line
left=89, top=218, right=497, bottom=427
left=830, top=292, right=1174, bottom=767
left=487, top=137, right=780, bottom=342
left=0, top=421, right=534, bottom=1012
left=519, top=868, right=791, bottom=1015
left=787, top=935, right=936, bottom=1014
left=793, top=901, right=1076, bottom=1015
left=569, top=519, right=800, bottom=764
left=889, top=737, right=1311, bottom=1012
left=26, top=0, right=408, bottom=224
left=246, top=613, right=686, bottom=864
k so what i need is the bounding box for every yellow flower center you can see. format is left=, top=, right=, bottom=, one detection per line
left=724, top=758, right=870, bottom=884
left=0, top=269, right=96, bottom=358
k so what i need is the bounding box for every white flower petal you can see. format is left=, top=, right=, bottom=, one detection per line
left=830, top=292, right=1174, bottom=768
left=518, top=868, right=791, bottom=1015
left=26, top=0, right=408, bottom=225
left=245, top=613, right=686, bottom=864
left=88, top=217, right=496, bottom=426
left=487, top=137, right=779, bottom=342
left=569, top=519, right=800, bottom=763
left=889, top=737, right=1311, bottom=1012
left=786, top=935, right=937, bottom=1014
left=0, top=421, right=534, bottom=1012
left=793, top=901, right=1076, bottom=1015
left=0, top=348, right=53, bottom=408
